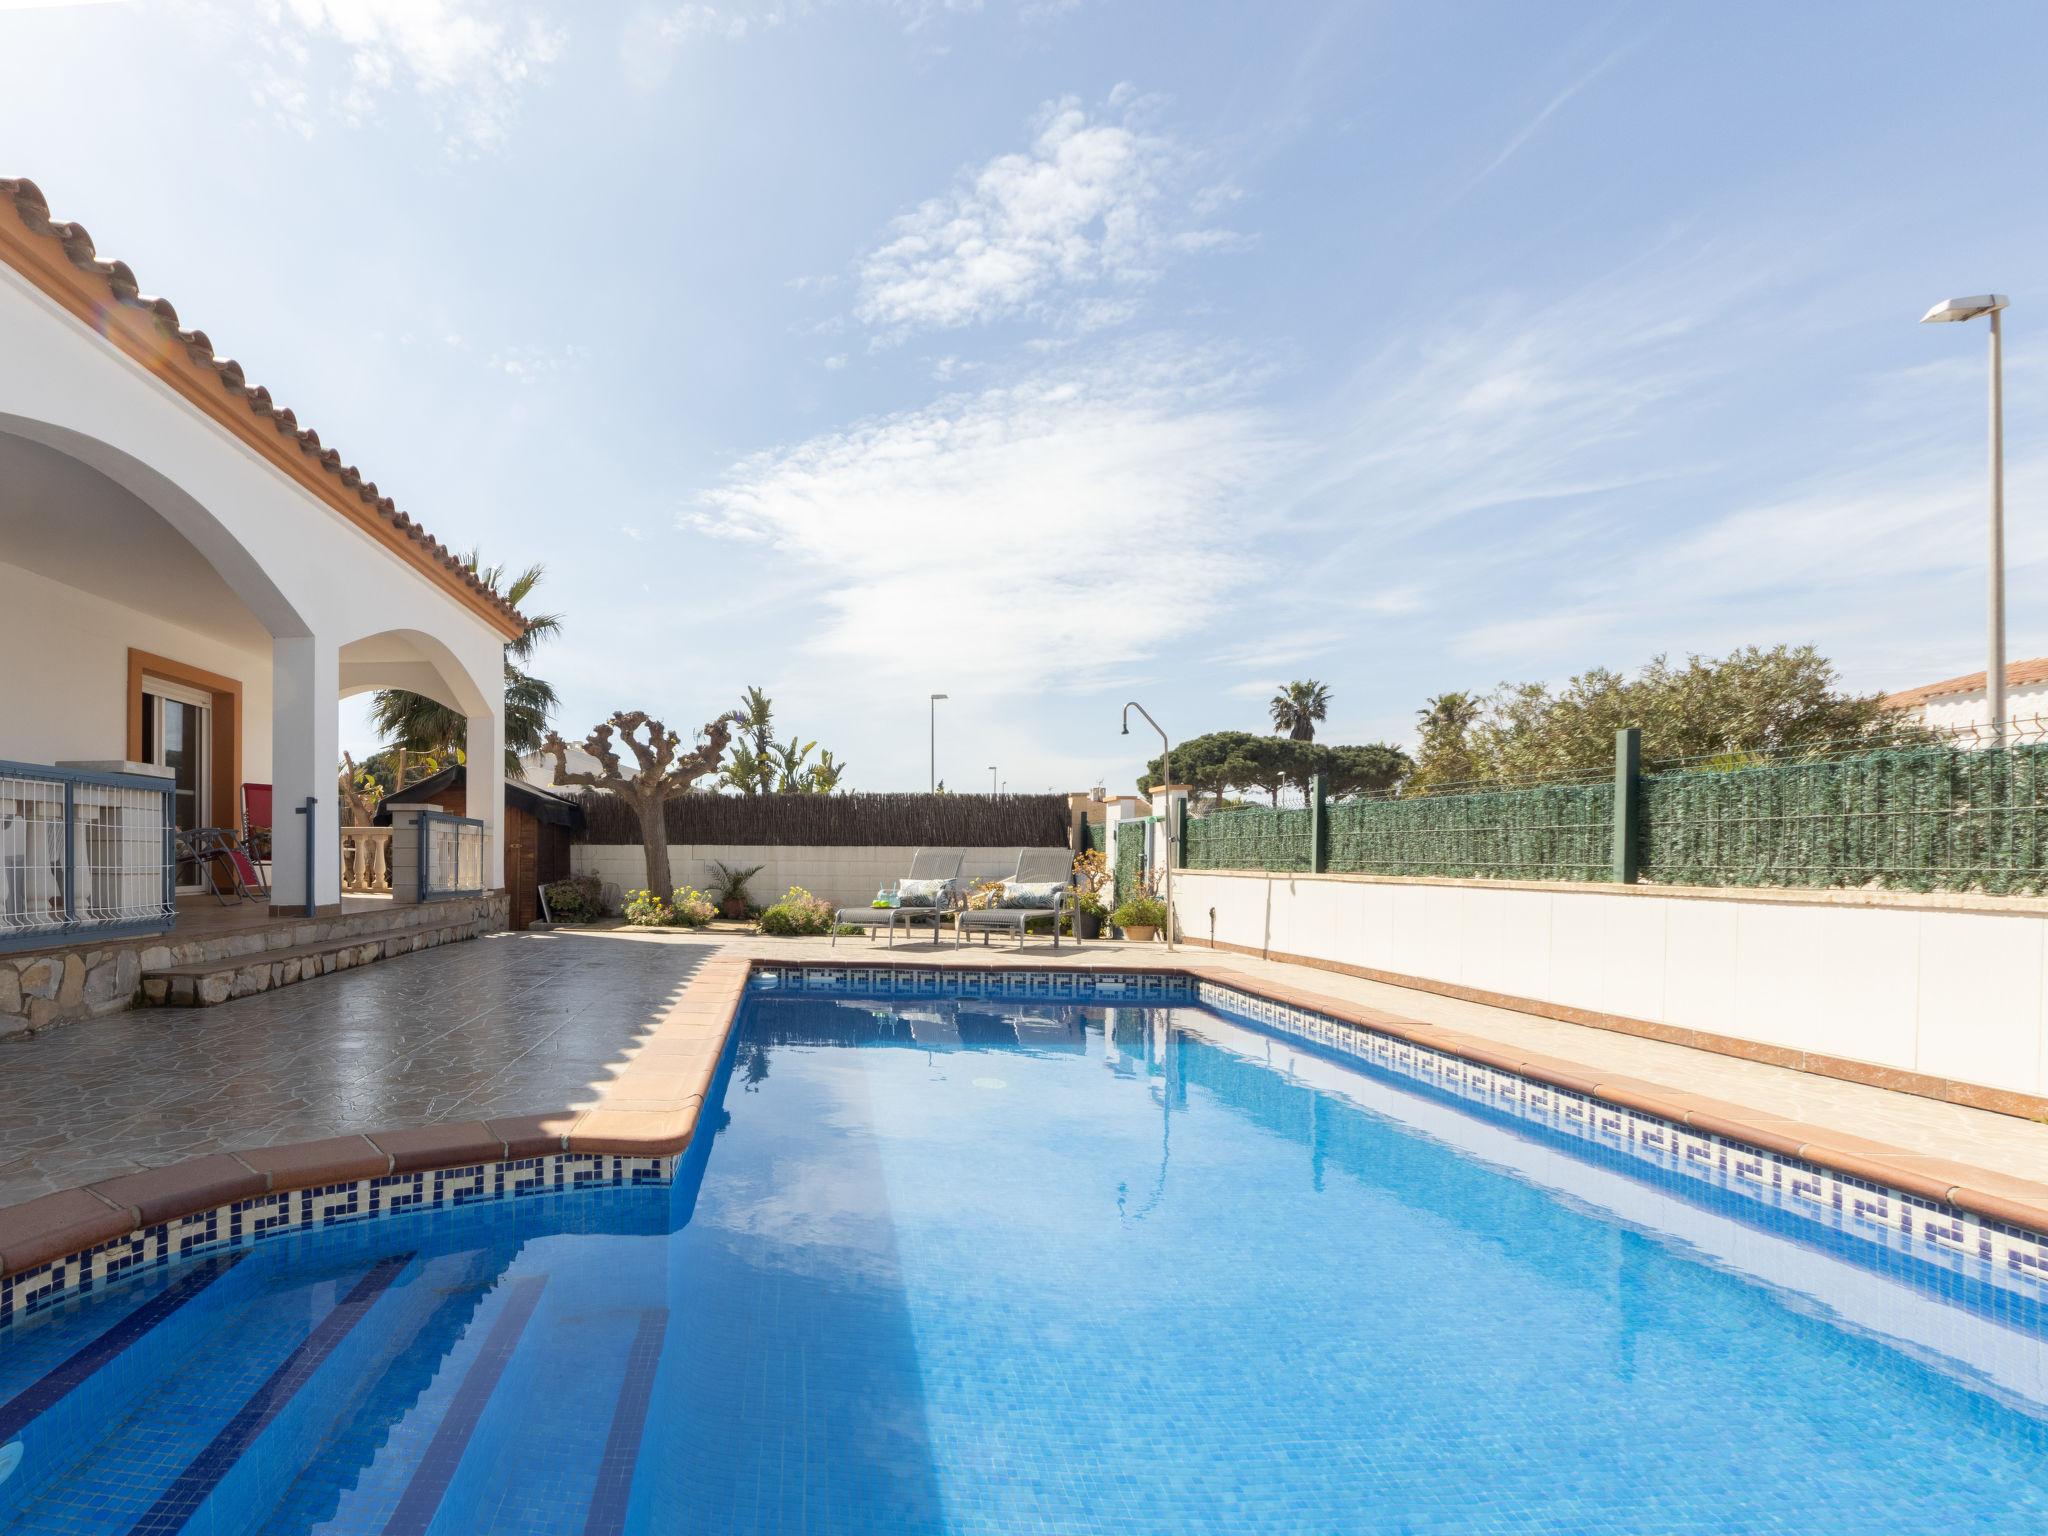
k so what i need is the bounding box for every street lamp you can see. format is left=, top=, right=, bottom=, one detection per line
left=1921, top=293, right=2011, bottom=746
left=1121, top=701, right=1175, bottom=951
left=928, top=693, right=947, bottom=792
left=988, top=765, right=998, bottom=794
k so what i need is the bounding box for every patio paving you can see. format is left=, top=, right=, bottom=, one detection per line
left=9, top=921, right=2048, bottom=1209
left=0, top=926, right=708, bottom=1203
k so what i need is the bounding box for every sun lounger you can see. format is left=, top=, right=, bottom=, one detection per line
left=832, top=848, right=964, bottom=946
left=953, top=847, right=1075, bottom=949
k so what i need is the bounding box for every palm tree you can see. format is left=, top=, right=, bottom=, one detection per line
left=1409, top=690, right=1484, bottom=793
left=772, top=738, right=817, bottom=793
left=805, top=749, right=847, bottom=794
left=369, top=551, right=562, bottom=776
left=1269, top=680, right=1331, bottom=741
left=725, top=687, right=778, bottom=795
left=719, top=743, right=766, bottom=797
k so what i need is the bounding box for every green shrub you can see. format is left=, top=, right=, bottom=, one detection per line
left=758, top=885, right=835, bottom=936
left=672, top=887, right=718, bottom=927
left=1112, top=893, right=1166, bottom=930
left=542, top=875, right=604, bottom=923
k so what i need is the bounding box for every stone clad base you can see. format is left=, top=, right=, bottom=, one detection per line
left=0, top=893, right=508, bottom=1036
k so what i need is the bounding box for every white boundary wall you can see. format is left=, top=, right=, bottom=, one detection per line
left=1174, top=869, right=2048, bottom=1101
left=570, top=845, right=1060, bottom=912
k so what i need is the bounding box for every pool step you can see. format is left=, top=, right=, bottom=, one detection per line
left=140, top=917, right=479, bottom=1007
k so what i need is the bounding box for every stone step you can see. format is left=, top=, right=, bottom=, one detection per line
left=141, top=920, right=476, bottom=1008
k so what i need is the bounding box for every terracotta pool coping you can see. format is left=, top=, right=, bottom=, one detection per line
left=7, top=953, right=2048, bottom=1279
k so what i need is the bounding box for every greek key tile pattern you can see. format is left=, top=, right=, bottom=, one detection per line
left=1194, top=978, right=2048, bottom=1306
left=749, top=965, right=1194, bottom=1002
left=0, top=1153, right=672, bottom=1330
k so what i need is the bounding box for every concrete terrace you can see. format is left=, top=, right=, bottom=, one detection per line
left=9, top=923, right=2048, bottom=1217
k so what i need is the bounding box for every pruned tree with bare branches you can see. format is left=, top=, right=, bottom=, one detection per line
left=541, top=710, right=737, bottom=898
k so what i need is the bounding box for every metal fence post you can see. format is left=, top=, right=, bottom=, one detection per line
left=1309, top=773, right=1329, bottom=873
left=61, top=779, right=76, bottom=928
left=1611, top=728, right=1640, bottom=884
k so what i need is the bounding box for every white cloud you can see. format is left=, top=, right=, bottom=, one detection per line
left=854, top=91, right=1237, bottom=337
left=1307, top=245, right=1793, bottom=546
left=487, top=342, right=589, bottom=382
left=820, top=353, right=849, bottom=371
left=249, top=0, right=563, bottom=153
left=687, top=340, right=1282, bottom=691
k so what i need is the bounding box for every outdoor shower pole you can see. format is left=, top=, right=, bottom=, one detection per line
left=929, top=692, right=947, bottom=792
left=1121, top=702, right=1175, bottom=952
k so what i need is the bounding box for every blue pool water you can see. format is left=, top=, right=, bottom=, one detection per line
left=7, top=987, right=2048, bottom=1533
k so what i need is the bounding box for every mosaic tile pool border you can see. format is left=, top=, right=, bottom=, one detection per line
left=747, top=964, right=1195, bottom=1002
left=0, top=1152, right=672, bottom=1329
left=1192, top=977, right=2048, bottom=1306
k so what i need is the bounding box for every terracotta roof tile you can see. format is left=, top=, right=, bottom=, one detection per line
left=0, top=177, right=525, bottom=635
left=1883, top=657, right=2048, bottom=711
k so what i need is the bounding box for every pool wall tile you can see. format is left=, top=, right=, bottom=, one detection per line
left=1185, top=974, right=2048, bottom=1308
left=0, top=1152, right=671, bottom=1328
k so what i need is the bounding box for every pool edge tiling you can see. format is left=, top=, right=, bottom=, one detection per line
left=11, top=952, right=2048, bottom=1331
left=0, top=953, right=753, bottom=1326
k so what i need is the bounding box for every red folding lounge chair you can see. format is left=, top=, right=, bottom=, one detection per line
left=241, top=782, right=273, bottom=892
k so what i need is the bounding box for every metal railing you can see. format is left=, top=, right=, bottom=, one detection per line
left=1, top=760, right=176, bottom=953
left=417, top=810, right=486, bottom=900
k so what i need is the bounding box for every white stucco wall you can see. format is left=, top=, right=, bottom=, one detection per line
left=0, top=559, right=274, bottom=779
left=1906, top=682, right=2048, bottom=736
left=570, top=845, right=1062, bottom=911
left=0, top=257, right=510, bottom=898
left=1174, top=868, right=2048, bottom=1101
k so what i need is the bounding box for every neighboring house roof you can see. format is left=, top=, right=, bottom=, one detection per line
left=378, top=765, right=586, bottom=832
left=0, top=177, right=525, bottom=640
left=517, top=746, right=633, bottom=786
left=1883, top=657, right=2048, bottom=711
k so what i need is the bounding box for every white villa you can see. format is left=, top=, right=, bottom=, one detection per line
left=0, top=178, right=517, bottom=1011
left=1884, top=658, right=2048, bottom=739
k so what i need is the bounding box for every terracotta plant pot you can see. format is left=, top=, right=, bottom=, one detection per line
left=721, top=898, right=749, bottom=919
left=1121, top=924, right=1157, bottom=943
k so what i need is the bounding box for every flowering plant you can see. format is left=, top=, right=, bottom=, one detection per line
left=622, top=889, right=674, bottom=926
left=759, top=885, right=835, bottom=936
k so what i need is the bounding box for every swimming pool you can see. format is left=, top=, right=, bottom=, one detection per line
left=5, top=972, right=2048, bottom=1534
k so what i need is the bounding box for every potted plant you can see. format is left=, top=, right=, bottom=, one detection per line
left=1070, top=847, right=1111, bottom=940
left=1112, top=892, right=1167, bottom=943
left=1070, top=889, right=1108, bottom=941
left=708, top=861, right=763, bottom=920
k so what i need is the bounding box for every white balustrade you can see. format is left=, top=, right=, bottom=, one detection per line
left=340, top=826, right=393, bottom=894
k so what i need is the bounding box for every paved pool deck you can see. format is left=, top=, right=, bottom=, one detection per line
left=8, top=921, right=2048, bottom=1229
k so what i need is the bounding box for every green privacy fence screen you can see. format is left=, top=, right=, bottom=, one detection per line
left=1174, top=736, right=2048, bottom=895
left=1639, top=744, right=2048, bottom=894
left=1326, top=784, right=1613, bottom=881
left=1084, top=821, right=1107, bottom=854
left=1184, top=806, right=1314, bottom=872
left=1114, top=820, right=1149, bottom=910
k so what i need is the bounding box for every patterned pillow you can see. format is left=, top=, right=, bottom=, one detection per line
left=999, top=879, right=1065, bottom=909
left=895, top=877, right=955, bottom=908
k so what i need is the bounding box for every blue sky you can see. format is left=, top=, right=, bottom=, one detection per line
left=4, top=0, right=2045, bottom=793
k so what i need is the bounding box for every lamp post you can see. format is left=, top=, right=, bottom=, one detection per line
left=1121, top=701, right=1175, bottom=951
left=929, top=693, right=947, bottom=792
left=1921, top=294, right=2011, bottom=746
left=988, top=765, right=998, bottom=795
